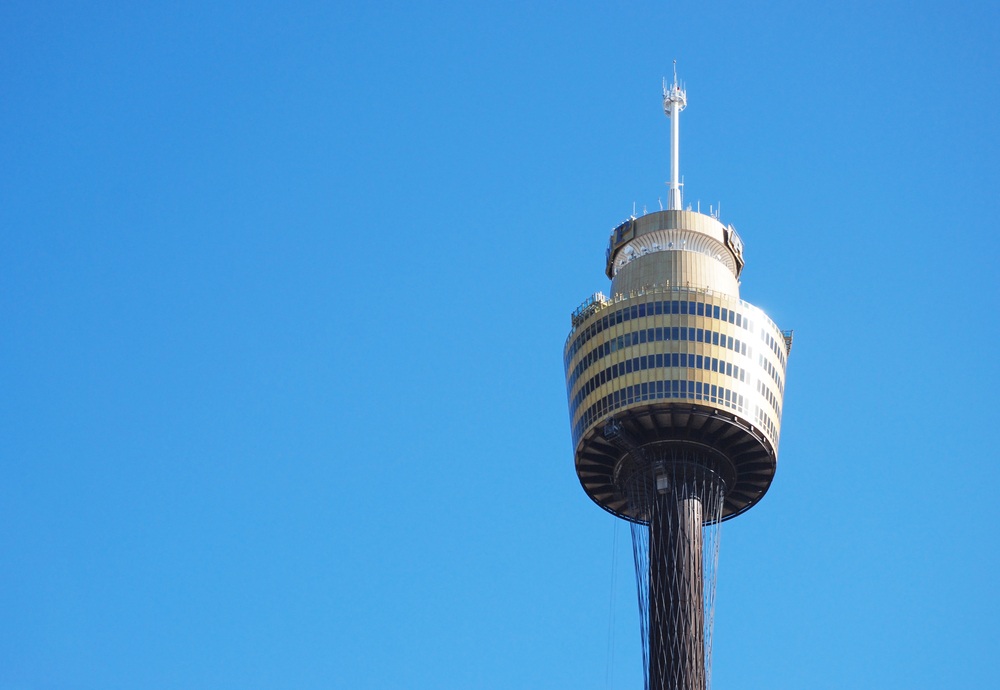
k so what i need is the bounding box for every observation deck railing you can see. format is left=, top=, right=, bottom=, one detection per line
left=565, top=283, right=786, bottom=352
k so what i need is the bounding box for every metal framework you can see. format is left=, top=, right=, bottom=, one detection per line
left=606, top=421, right=725, bottom=690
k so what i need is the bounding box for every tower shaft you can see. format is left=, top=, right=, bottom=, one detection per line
left=650, top=488, right=705, bottom=690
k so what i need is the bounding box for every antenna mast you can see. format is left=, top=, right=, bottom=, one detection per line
left=663, top=61, right=687, bottom=211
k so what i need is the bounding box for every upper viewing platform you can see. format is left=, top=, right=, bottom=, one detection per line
left=605, top=210, right=746, bottom=299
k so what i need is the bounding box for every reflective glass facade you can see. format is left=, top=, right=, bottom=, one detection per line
left=563, top=286, right=788, bottom=451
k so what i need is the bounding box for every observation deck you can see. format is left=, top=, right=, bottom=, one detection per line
left=565, top=209, right=790, bottom=522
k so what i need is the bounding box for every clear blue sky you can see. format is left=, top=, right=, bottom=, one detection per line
left=2, top=1, right=998, bottom=688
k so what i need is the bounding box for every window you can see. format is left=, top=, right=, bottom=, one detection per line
left=655, top=327, right=663, bottom=341
left=721, top=308, right=728, bottom=321
left=726, top=362, right=732, bottom=376
left=697, top=303, right=705, bottom=316
left=727, top=336, right=734, bottom=349
left=625, top=359, right=632, bottom=373
left=638, top=303, right=646, bottom=317
left=689, top=301, right=696, bottom=314
left=681, top=301, right=688, bottom=314
left=736, top=314, right=741, bottom=327
left=680, top=328, right=688, bottom=341
left=713, top=305, right=720, bottom=319
left=647, top=328, right=654, bottom=342
left=656, top=353, right=663, bottom=368
left=624, top=333, right=631, bottom=347
left=671, top=353, right=679, bottom=367
left=655, top=301, right=663, bottom=315
left=630, top=305, right=638, bottom=320
left=712, top=358, right=718, bottom=372
left=640, top=356, right=647, bottom=370
left=728, top=311, right=735, bottom=324
left=689, top=327, right=697, bottom=341
left=616, top=309, right=623, bottom=324
left=639, top=330, right=646, bottom=344
left=712, top=332, right=719, bottom=346
left=741, top=342, right=746, bottom=356
left=672, top=300, right=680, bottom=314
left=697, top=328, right=704, bottom=342
left=696, top=355, right=703, bottom=369
left=672, top=327, right=680, bottom=340
left=680, top=353, right=688, bottom=367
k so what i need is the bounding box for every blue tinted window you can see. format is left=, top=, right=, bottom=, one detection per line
left=711, top=384, right=718, bottom=399
left=624, top=333, right=631, bottom=347
left=657, top=381, right=664, bottom=394
left=697, top=302, right=705, bottom=316
left=616, top=309, right=623, bottom=324
left=712, top=332, right=719, bottom=346
left=728, top=336, right=734, bottom=349
left=721, top=308, right=728, bottom=321
left=672, top=380, right=679, bottom=392
left=689, top=301, right=696, bottom=314
left=672, top=300, right=680, bottom=314
left=697, top=329, right=704, bottom=342
left=631, top=306, right=638, bottom=320
left=640, top=356, right=647, bottom=370
left=655, top=327, right=663, bottom=341
left=641, top=382, right=648, bottom=397
left=656, top=354, right=663, bottom=368
left=671, top=353, right=679, bottom=367
left=602, top=316, right=609, bottom=330
left=612, top=363, right=619, bottom=378
left=681, top=301, right=688, bottom=314
left=712, top=358, right=718, bottom=372
left=647, top=329, right=654, bottom=341
left=680, top=353, right=688, bottom=367
left=680, top=380, right=688, bottom=395
left=728, top=311, right=735, bottom=324
left=713, top=305, right=720, bottom=319
left=633, top=357, right=639, bottom=371
left=680, top=328, right=687, bottom=341
left=655, top=301, right=663, bottom=315
left=672, top=327, right=680, bottom=340
left=696, top=381, right=703, bottom=395
left=638, top=303, right=646, bottom=317
left=740, top=369, right=745, bottom=382
left=689, top=328, right=696, bottom=341
left=639, top=330, right=646, bottom=344
left=625, top=359, right=632, bottom=373
left=736, top=313, right=742, bottom=327
left=726, top=362, right=732, bottom=376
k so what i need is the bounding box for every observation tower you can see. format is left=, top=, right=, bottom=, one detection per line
left=562, top=66, right=792, bottom=690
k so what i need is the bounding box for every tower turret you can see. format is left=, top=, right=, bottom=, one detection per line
left=563, top=68, right=791, bottom=690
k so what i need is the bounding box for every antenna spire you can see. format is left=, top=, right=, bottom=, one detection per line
left=663, top=61, right=687, bottom=211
